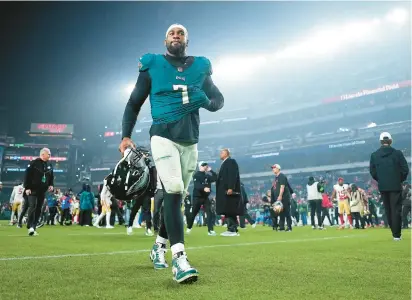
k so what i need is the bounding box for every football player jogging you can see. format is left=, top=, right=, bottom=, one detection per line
left=331, top=178, right=353, bottom=229
left=9, top=183, right=24, bottom=225
left=93, top=179, right=115, bottom=229
left=119, top=24, right=224, bottom=284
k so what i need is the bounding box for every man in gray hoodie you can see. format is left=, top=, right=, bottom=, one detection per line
left=370, top=132, right=409, bottom=241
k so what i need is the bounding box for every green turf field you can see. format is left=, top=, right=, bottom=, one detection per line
left=0, top=221, right=410, bottom=300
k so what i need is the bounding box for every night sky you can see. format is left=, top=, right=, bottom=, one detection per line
left=0, top=1, right=405, bottom=139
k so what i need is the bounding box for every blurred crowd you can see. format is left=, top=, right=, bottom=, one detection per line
left=1, top=171, right=410, bottom=231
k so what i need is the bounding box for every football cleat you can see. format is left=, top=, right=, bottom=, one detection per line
left=150, top=243, right=168, bottom=269
left=172, top=252, right=198, bottom=284
left=127, top=227, right=133, bottom=235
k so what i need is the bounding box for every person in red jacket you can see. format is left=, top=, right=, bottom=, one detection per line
left=321, top=193, right=334, bottom=226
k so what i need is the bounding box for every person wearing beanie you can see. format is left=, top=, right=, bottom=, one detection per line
left=119, top=24, right=224, bottom=283
left=370, top=132, right=409, bottom=241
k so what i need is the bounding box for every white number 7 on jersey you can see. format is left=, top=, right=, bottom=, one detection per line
left=173, top=84, right=189, bottom=104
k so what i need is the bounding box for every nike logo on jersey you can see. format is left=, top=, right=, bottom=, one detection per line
left=176, top=76, right=186, bottom=81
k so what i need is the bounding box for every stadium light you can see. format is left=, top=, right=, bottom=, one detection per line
left=385, top=8, right=408, bottom=25
left=214, top=8, right=402, bottom=81
left=214, top=56, right=268, bottom=81
left=126, top=84, right=135, bottom=94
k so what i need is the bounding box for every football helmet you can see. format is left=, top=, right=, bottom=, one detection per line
left=105, top=147, right=150, bottom=201
left=272, top=201, right=283, bottom=213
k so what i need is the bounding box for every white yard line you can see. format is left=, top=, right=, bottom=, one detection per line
left=0, top=235, right=363, bottom=262
left=6, top=232, right=127, bottom=237
left=68, top=232, right=126, bottom=236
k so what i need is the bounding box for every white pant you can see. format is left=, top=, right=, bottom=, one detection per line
left=150, top=135, right=198, bottom=194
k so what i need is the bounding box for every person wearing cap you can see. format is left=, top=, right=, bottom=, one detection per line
left=216, top=149, right=243, bottom=236
left=270, top=164, right=293, bottom=231
left=186, top=162, right=217, bottom=236
left=370, top=132, right=409, bottom=241
left=119, top=24, right=224, bottom=283
left=24, top=148, right=54, bottom=236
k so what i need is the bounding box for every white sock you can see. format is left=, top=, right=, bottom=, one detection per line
left=95, top=213, right=104, bottom=224
left=156, top=236, right=168, bottom=245
left=171, top=243, right=185, bottom=256
left=106, top=212, right=111, bottom=225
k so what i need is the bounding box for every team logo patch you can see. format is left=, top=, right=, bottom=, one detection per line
left=177, top=67, right=183, bottom=72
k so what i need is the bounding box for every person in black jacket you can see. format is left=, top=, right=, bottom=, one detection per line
left=261, top=190, right=272, bottom=226
left=271, top=164, right=292, bottom=231
left=216, top=149, right=243, bottom=236
left=24, top=148, right=54, bottom=236
left=239, top=181, right=256, bottom=228
left=369, top=132, right=409, bottom=240
left=186, top=162, right=217, bottom=236
left=96, top=184, right=106, bottom=227
left=401, top=182, right=411, bottom=229
left=183, top=193, right=192, bottom=226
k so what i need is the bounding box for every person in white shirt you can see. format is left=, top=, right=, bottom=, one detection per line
left=306, top=177, right=323, bottom=229
left=10, top=183, right=25, bottom=225
left=331, top=177, right=353, bottom=229
left=93, top=179, right=114, bottom=229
